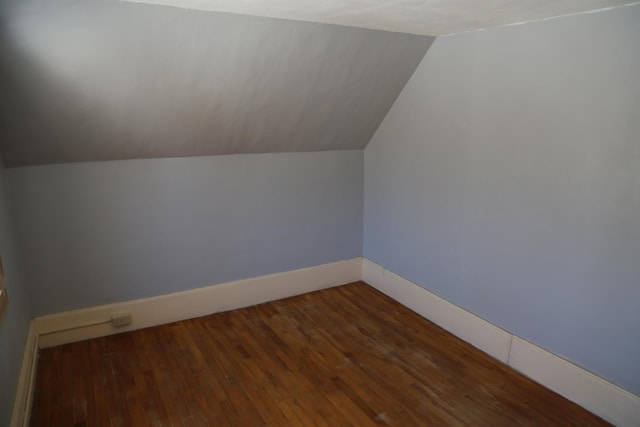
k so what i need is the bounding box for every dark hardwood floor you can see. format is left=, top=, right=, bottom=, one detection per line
left=31, top=281, right=610, bottom=426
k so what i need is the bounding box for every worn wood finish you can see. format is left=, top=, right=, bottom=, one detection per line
left=31, top=281, right=610, bottom=426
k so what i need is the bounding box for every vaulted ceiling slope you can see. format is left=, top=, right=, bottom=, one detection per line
left=122, top=0, right=636, bottom=36
left=0, top=0, right=433, bottom=167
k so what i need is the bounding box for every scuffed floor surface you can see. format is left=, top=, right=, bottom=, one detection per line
left=31, top=281, right=610, bottom=426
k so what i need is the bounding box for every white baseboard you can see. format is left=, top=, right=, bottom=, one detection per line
left=509, top=336, right=640, bottom=427
left=10, top=321, right=39, bottom=427
left=17, top=256, right=640, bottom=426
left=362, top=258, right=640, bottom=427
left=362, top=258, right=512, bottom=363
left=35, top=258, right=362, bottom=348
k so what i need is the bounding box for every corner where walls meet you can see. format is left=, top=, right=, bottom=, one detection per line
left=364, top=4, right=640, bottom=396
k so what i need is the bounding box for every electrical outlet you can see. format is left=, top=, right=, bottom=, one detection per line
left=110, top=312, right=132, bottom=327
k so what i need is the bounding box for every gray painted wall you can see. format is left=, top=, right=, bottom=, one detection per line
left=364, top=5, right=640, bottom=394
left=7, top=150, right=363, bottom=316
left=0, top=157, right=31, bottom=426
left=0, top=0, right=432, bottom=167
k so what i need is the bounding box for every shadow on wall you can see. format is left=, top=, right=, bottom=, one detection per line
left=0, top=0, right=432, bottom=167
left=1, top=15, right=110, bottom=165
left=1, top=3, right=367, bottom=316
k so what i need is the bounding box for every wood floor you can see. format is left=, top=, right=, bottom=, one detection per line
left=31, top=281, right=610, bottom=426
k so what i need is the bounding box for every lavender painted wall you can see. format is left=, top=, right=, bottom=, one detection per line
left=364, top=5, right=640, bottom=394
left=8, top=150, right=363, bottom=316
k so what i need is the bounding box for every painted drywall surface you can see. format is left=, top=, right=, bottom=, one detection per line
left=7, top=150, right=363, bottom=316
left=0, top=0, right=432, bottom=167
left=0, top=158, right=31, bottom=426
left=364, top=5, right=640, bottom=394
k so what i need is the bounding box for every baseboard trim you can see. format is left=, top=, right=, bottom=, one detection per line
left=362, top=258, right=513, bottom=362
left=509, top=336, right=640, bottom=427
left=362, top=258, right=640, bottom=427
left=35, top=258, right=362, bottom=348
left=12, top=258, right=361, bottom=425
left=16, top=257, right=639, bottom=426
left=10, top=321, right=39, bottom=427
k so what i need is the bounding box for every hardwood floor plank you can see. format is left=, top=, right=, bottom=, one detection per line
left=302, top=289, right=469, bottom=424
left=31, top=281, right=611, bottom=426
left=282, top=294, right=429, bottom=425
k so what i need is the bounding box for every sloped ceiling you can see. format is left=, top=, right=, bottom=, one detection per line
left=0, top=0, right=433, bottom=167
left=123, top=0, right=636, bottom=36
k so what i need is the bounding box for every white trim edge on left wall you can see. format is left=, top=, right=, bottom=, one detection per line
left=362, top=257, right=640, bottom=427
left=9, top=321, right=38, bottom=427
